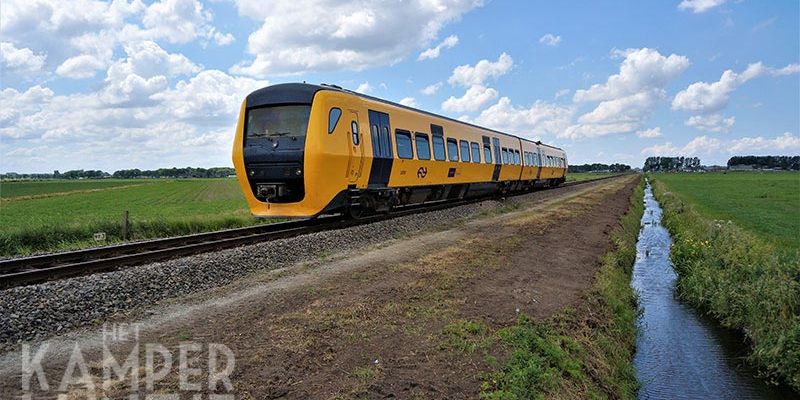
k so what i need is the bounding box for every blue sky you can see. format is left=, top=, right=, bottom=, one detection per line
left=1, top=0, right=798, bottom=173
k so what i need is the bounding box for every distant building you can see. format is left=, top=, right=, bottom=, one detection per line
left=643, top=156, right=702, bottom=172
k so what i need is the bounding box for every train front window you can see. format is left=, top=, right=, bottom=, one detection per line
left=246, top=105, right=311, bottom=139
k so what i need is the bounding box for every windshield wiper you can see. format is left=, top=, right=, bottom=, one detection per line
left=272, top=131, right=292, bottom=137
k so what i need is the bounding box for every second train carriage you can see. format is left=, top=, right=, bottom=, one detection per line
left=232, top=83, right=567, bottom=218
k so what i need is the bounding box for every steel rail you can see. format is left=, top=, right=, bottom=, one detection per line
left=0, top=175, right=623, bottom=288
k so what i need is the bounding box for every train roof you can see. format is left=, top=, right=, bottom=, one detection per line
left=246, top=83, right=564, bottom=152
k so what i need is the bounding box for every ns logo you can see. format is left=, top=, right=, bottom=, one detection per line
left=417, top=167, right=428, bottom=178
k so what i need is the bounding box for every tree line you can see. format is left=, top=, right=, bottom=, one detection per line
left=568, top=163, right=631, bottom=173
left=727, top=156, right=799, bottom=170
left=1, top=167, right=236, bottom=181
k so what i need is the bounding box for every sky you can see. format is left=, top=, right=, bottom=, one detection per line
left=1, top=0, right=798, bottom=173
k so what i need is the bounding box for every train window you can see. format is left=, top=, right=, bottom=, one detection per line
left=460, top=140, right=471, bottom=162
left=395, top=130, right=413, bottom=159
left=351, top=121, right=360, bottom=145
left=432, top=135, right=446, bottom=161
left=502, top=148, right=508, bottom=164
left=447, top=138, right=459, bottom=161
left=470, top=142, right=481, bottom=163
left=431, top=124, right=444, bottom=136
left=512, top=150, right=517, bottom=165
left=328, top=108, right=341, bottom=134
left=515, top=150, right=521, bottom=165
left=246, top=105, right=311, bottom=139
left=482, top=137, right=492, bottom=164
left=416, top=133, right=431, bottom=160
left=524, top=152, right=530, bottom=166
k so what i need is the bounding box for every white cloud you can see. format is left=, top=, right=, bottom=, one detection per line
left=55, top=54, right=107, bottom=79
left=399, top=97, right=419, bottom=107
left=641, top=132, right=799, bottom=158
left=0, top=0, right=230, bottom=81
left=672, top=62, right=799, bottom=113
left=231, top=0, right=482, bottom=76
left=565, top=48, right=690, bottom=139
left=641, top=135, right=722, bottom=156
left=640, top=142, right=679, bottom=156
left=1, top=69, right=266, bottom=171
left=728, top=132, right=800, bottom=153
left=472, top=97, right=574, bottom=138
left=151, top=70, right=266, bottom=122
left=140, top=0, right=233, bottom=45
left=0, top=42, right=46, bottom=76
left=421, top=82, right=443, bottom=95
left=685, top=114, right=735, bottom=133
left=418, top=35, right=459, bottom=61
left=574, top=48, right=689, bottom=103
left=355, top=82, right=372, bottom=94
left=442, top=85, right=498, bottom=113
left=636, top=127, right=662, bottom=138
left=448, top=52, right=513, bottom=87
left=538, top=33, right=561, bottom=47
left=772, top=63, right=800, bottom=76
left=678, top=0, right=726, bottom=13
left=554, top=89, right=570, bottom=99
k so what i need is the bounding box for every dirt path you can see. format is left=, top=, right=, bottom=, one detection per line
left=3, top=176, right=638, bottom=399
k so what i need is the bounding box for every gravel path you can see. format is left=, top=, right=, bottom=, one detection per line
left=0, top=183, right=595, bottom=348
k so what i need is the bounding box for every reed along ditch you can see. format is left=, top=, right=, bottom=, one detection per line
left=630, top=181, right=792, bottom=399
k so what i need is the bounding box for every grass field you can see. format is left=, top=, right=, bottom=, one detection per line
left=0, top=178, right=261, bottom=256
left=653, top=171, right=799, bottom=251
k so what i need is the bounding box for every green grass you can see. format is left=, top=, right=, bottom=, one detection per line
left=653, top=171, right=800, bottom=251
left=0, top=179, right=144, bottom=198
left=566, top=172, right=617, bottom=182
left=0, top=178, right=271, bottom=256
left=651, top=172, right=799, bottom=390
left=479, top=177, right=644, bottom=399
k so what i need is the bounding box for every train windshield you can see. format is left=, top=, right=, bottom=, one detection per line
left=246, top=105, right=311, bottom=139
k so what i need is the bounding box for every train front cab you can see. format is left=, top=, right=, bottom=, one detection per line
left=233, top=84, right=355, bottom=217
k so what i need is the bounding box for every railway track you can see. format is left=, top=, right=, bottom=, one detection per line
left=0, top=175, right=622, bottom=289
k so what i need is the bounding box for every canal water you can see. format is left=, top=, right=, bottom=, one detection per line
left=631, top=182, right=791, bottom=399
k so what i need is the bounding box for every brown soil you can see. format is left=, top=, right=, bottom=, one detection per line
left=3, top=176, right=638, bottom=399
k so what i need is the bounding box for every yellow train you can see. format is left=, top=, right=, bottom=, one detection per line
left=232, top=83, right=567, bottom=218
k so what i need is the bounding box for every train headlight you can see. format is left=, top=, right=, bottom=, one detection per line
left=249, top=170, right=255, bottom=176
left=295, top=168, right=302, bottom=176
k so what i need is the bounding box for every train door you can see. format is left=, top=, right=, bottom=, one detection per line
left=347, top=111, right=364, bottom=183
left=491, top=137, right=501, bottom=182
left=536, top=148, right=543, bottom=179
left=367, top=110, right=393, bottom=187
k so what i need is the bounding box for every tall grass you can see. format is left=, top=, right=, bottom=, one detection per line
left=480, top=177, right=644, bottom=399
left=651, top=179, right=800, bottom=390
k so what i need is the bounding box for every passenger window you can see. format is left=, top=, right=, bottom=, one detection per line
left=515, top=150, right=521, bottom=165
left=416, top=133, right=431, bottom=160
left=395, top=130, right=413, bottom=159
left=502, top=148, right=508, bottom=164
left=351, top=121, right=360, bottom=145
left=470, top=142, right=481, bottom=163
left=447, top=138, right=459, bottom=161
left=328, top=108, right=342, bottom=134
left=432, top=135, right=446, bottom=161
left=460, top=140, right=471, bottom=162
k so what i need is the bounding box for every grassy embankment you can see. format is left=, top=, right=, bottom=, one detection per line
left=443, top=176, right=644, bottom=399
left=0, top=179, right=267, bottom=256
left=651, top=172, right=799, bottom=390
left=566, top=172, right=618, bottom=182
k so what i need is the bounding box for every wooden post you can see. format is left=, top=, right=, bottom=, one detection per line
left=122, top=210, right=129, bottom=241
